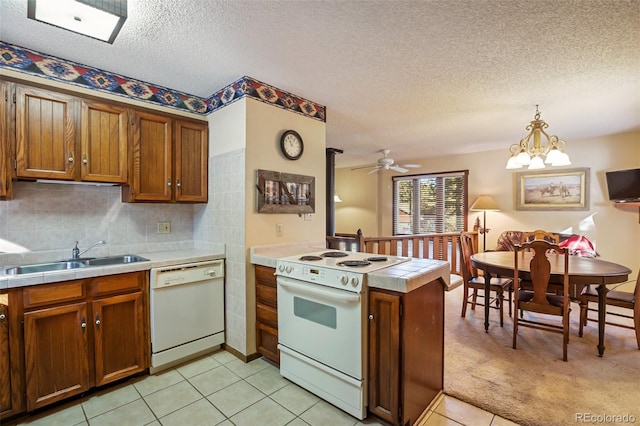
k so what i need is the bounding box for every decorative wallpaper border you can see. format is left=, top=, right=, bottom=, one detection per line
left=0, top=41, right=326, bottom=121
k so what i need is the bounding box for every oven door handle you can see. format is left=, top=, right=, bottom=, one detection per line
left=278, top=278, right=361, bottom=304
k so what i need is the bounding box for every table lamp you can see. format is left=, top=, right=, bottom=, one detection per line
left=470, top=195, right=500, bottom=252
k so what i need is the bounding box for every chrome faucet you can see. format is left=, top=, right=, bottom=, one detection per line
left=72, top=240, right=106, bottom=259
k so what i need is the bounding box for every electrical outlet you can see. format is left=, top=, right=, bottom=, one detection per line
left=276, top=223, right=283, bottom=236
left=157, top=222, right=171, bottom=234
left=304, top=213, right=312, bottom=221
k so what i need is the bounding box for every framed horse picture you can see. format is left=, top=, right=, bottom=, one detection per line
left=515, top=167, right=590, bottom=211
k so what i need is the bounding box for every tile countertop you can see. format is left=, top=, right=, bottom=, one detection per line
left=250, top=242, right=450, bottom=294
left=0, top=249, right=225, bottom=290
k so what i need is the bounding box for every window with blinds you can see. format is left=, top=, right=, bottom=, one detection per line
left=393, top=170, right=468, bottom=235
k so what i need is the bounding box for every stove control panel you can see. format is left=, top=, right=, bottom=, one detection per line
left=276, top=260, right=364, bottom=292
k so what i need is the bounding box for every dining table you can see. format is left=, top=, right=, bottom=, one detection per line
left=471, top=251, right=632, bottom=357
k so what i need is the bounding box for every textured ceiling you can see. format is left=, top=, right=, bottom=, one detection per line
left=1, top=0, right=639, bottom=169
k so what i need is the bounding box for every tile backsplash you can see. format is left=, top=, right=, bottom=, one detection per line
left=0, top=181, right=196, bottom=266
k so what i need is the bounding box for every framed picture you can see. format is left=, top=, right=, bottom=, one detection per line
left=515, top=167, right=590, bottom=211
left=256, top=169, right=315, bottom=214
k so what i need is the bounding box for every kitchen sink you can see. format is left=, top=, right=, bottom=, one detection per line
left=3, top=255, right=149, bottom=275
left=4, top=261, right=87, bottom=275
left=81, top=255, right=149, bottom=266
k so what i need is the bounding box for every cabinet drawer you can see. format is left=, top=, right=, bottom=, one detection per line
left=255, top=266, right=276, bottom=286
left=23, top=280, right=86, bottom=309
left=256, top=283, right=277, bottom=307
left=93, top=272, right=145, bottom=297
left=256, top=302, right=277, bottom=327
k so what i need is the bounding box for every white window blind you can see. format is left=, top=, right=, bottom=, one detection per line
left=393, top=170, right=468, bottom=235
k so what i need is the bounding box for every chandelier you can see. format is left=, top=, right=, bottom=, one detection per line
left=505, top=105, right=571, bottom=170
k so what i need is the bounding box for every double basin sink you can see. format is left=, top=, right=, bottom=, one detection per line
left=4, top=255, right=149, bottom=275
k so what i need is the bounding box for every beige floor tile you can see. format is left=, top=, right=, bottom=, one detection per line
left=210, top=349, right=238, bottom=365
left=188, top=365, right=242, bottom=396
left=224, top=357, right=271, bottom=378
left=82, top=384, right=141, bottom=419
left=133, top=369, right=184, bottom=396
left=230, top=397, right=296, bottom=426
left=175, top=354, right=222, bottom=378
left=357, top=414, right=391, bottom=425
left=299, top=400, right=359, bottom=426
left=143, top=380, right=202, bottom=418
left=207, top=380, right=265, bottom=417
left=15, top=404, right=86, bottom=426
left=270, top=383, right=320, bottom=416
left=420, top=411, right=464, bottom=426
left=286, top=419, right=311, bottom=426
left=244, top=364, right=290, bottom=395
left=491, top=415, right=521, bottom=426
left=434, top=395, right=494, bottom=426
left=87, top=399, right=155, bottom=426
left=158, top=398, right=226, bottom=426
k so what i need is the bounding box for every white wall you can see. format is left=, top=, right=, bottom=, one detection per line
left=336, top=131, right=640, bottom=281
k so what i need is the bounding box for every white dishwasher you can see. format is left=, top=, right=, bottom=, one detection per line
left=150, top=260, right=225, bottom=373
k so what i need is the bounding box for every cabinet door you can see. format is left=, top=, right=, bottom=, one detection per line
left=174, top=119, right=208, bottom=202
left=93, top=292, right=145, bottom=386
left=24, top=303, right=90, bottom=411
left=127, top=110, right=172, bottom=201
left=15, top=85, right=77, bottom=180
left=0, top=295, right=10, bottom=415
left=0, top=82, right=10, bottom=199
left=368, top=290, right=400, bottom=424
left=80, top=100, right=128, bottom=183
left=255, top=266, right=279, bottom=364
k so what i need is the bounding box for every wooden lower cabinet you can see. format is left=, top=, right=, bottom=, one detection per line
left=21, top=272, right=147, bottom=412
left=255, top=265, right=279, bottom=365
left=368, top=281, right=444, bottom=425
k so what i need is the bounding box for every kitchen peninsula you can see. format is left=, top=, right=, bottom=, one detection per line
left=250, top=243, right=448, bottom=426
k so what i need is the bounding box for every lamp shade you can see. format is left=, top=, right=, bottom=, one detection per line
left=470, top=195, right=500, bottom=211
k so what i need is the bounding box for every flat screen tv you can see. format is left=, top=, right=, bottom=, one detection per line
left=605, top=168, right=640, bottom=202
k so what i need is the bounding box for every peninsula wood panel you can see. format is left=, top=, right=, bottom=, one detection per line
left=255, top=265, right=279, bottom=364
left=0, top=296, right=10, bottom=415
left=15, top=85, right=77, bottom=180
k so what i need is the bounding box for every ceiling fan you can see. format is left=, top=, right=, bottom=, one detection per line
left=351, top=149, right=421, bottom=174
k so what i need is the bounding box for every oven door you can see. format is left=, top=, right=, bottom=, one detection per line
left=277, top=275, right=365, bottom=379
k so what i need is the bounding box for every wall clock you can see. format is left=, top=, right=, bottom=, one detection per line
left=280, top=130, right=304, bottom=160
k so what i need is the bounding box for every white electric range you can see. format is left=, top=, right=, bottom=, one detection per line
left=276, top=250, right=409, bottom=419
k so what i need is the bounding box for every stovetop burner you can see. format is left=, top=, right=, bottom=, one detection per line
left=321, top=251, right=349, bottom=258
left=299, top=255, right=323, bottom=261
left=337, top=260, right=372, bottom=267
left=366, top=256, right=388, bottom=262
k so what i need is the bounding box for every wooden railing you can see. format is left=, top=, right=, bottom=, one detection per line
left=328, top=229, right=480, bottom=275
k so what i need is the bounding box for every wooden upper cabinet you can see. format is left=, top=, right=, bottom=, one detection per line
left=0, top=82, right=10, bottom=199
left=80, top=100, right=128, bottom=183
left=15, top=85, right=77, bottom=180
left=125, top=110, right=173, bottom=201
left=174, top=119, right=208, bottom=202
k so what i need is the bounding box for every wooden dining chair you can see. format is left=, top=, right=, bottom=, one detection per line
left=522, top=229, right=560, bottom=244
left=578, top=272, right=640, bottom=349
left=513, top=239, right=570, bottom=361
left=459, top=232, right=513, bottom=326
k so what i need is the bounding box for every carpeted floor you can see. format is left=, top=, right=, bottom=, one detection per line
left=443, top=285, right=640, bottom=426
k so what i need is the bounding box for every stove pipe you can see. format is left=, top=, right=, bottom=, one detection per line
left=326, top=148, right=343, bottom=236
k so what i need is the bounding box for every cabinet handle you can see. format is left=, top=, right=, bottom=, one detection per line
left=0, top=313, right=6, bottom=321
left=95, top=314, right=101, bottom=329
left=68, top=152, right=74, bottom=164
left=176, top=179, right=181, bottom=190
left=81, top=316, right=87, bottom=332
left=167, top=179, right=171, bottom=188
left=368, top=314, right=374, bottom=320
left=82, top=154, right=88, bottom=165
